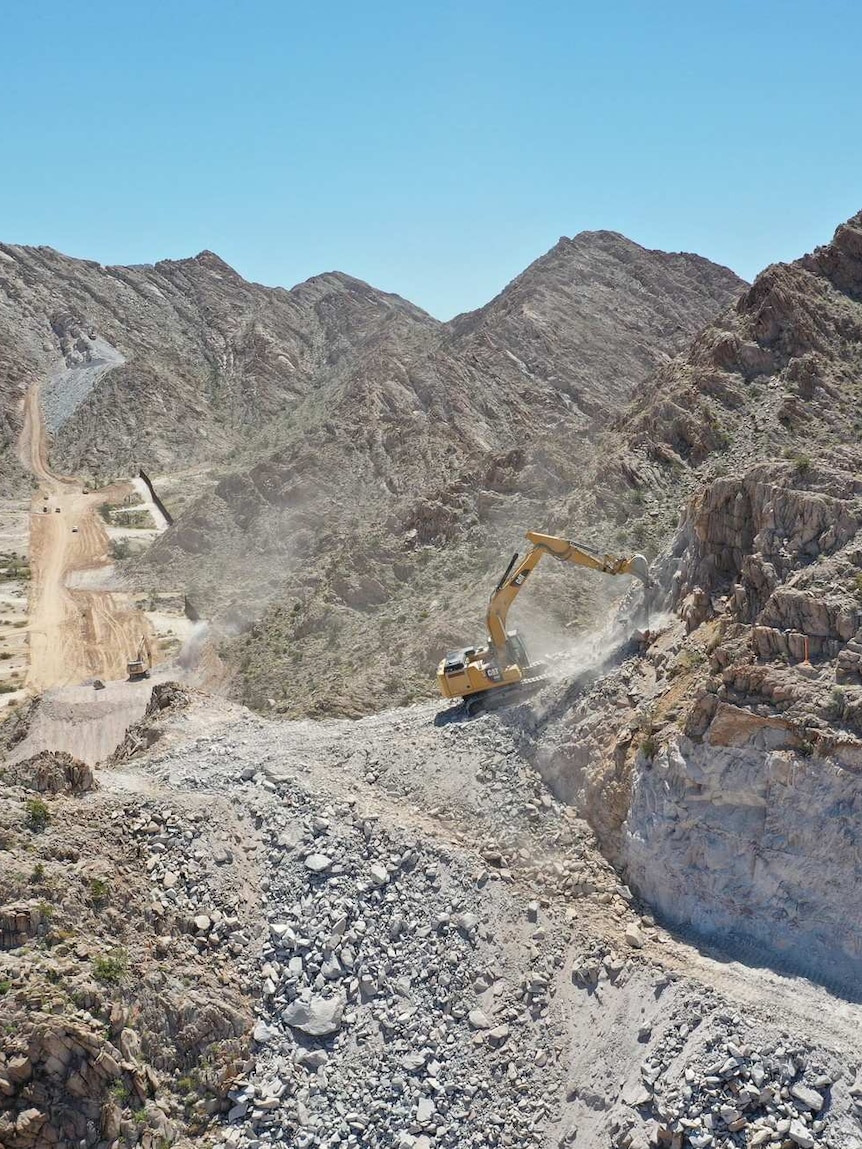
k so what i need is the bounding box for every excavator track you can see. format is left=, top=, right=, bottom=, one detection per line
left=463, top=671, right=548, bottom=718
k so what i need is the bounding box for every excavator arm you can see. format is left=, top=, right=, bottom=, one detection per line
left=485, top=530, right=650, bottom=653
left=437, top=527, right=651, bottom=708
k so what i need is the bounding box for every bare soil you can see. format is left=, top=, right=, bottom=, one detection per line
left=17, top=383, right=159, bottom=691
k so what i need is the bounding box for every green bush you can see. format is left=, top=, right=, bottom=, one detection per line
left=89, top=877, right=111, bottom=906
left=25, top=798, right=51, bottom=831
left=641, top=734, right=659, bottom=761
left=110, top=539, right=132, bottom=561
left=93, top=950, right=127, bottom=984
left=110, top=1081, right=130, bottom=1104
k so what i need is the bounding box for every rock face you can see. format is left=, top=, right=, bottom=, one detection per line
left=527, top=211, right=862, bottom=993
left=5, top=750, right=95, bottom=795
left=625, top=724, right=862, bottom=988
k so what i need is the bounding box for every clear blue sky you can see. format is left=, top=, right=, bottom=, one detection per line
left=2, top=0, right=861, bottom=319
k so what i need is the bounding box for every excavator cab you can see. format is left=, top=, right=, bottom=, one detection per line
left=437, top=630, right=533, bottom=703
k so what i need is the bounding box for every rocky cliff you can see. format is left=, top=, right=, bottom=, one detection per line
left=527, top=211, right=862, bottom=992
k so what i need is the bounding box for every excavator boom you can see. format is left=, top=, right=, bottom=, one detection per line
left=486, top=531, right=649, bottom=653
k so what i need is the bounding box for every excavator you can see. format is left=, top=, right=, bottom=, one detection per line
left=437, top=531, right=650, bottom=715
left=127, top=635, right=153, bottom=681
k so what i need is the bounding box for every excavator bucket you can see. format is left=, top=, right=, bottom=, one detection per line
left=630, top=554, right=651, bottom=587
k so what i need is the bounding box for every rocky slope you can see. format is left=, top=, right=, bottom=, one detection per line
left=135, top=235, right=742, bottom=714
left=0, top=233, right=743, bottom=713
left=5, top=687, right=862, bottom=1149
left=521, top=211, right=862, bottom=994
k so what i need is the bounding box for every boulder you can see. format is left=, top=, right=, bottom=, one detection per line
left=283, top=993, right=346, bottom=1037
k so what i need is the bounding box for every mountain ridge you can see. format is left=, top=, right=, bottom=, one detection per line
left=0, top=228, right=746, bottom=714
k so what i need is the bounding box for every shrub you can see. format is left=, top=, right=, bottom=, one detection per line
left=89, top=877, right=111, bottom=906
left=30, top=862, right=46, bottom=883
left=93, top=950, right=127, bottom=984
left=25, top=798, right=51, bottom=831
left=110, top=539, right=132, bottom=561
left=641, top=734, right=659, bottom=761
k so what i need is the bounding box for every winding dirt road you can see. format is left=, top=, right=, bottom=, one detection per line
left=18, top=384, right=157, bottom=690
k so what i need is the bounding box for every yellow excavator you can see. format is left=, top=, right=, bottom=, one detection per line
left=437, top=530, right=650, bottom=714
left=127, top=635, right=152, bottom=681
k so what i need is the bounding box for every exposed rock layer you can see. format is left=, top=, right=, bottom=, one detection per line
left=528, top=212, right=862, bottom=993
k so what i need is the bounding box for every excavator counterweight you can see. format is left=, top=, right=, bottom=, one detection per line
left=437, top=530, right=650, bottom=714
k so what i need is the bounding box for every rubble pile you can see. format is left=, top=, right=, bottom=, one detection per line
left=128, top=802, right=252, bottom=956
left=202, top=789, right=571, bottom=1147
left=622, top=1025, right=851, bottom=1149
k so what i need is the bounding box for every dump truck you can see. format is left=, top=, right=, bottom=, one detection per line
left=437, top=530, right=650, bottom=715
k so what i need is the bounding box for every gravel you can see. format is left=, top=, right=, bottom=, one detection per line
left=128, top=697, right=862, bottom=1149
left=40, top=337, right=125, bottom=432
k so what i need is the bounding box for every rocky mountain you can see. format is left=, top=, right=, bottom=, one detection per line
left=446, top=230, right=744, bottom=417
left=130, top=234, right=743, bottom=714
left=0, top=232, right=743, bottom=712
left=524, top=210, right=862, bottom=990
left=0, top=243, right=435, bottom=493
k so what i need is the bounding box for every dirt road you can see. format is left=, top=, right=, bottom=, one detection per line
left=18, top=383, right=157, bottom=690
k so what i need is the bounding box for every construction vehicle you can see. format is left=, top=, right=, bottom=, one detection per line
left=437, top=531, right=650, bottom=715
left=127, top=635, right=152, bottom=681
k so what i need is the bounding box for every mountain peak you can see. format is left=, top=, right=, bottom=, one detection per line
left=191, top=250, right=239, bottom=275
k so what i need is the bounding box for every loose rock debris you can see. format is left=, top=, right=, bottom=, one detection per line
left=3, top=696, right=862, bottom=1148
